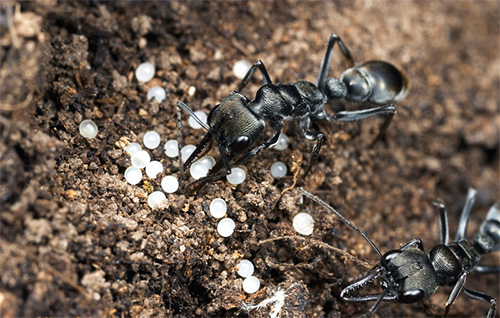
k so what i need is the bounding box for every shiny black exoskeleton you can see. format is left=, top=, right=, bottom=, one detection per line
left=177, top=33, right=408, bottom=178
left=300, top=188, right=500, bottom=317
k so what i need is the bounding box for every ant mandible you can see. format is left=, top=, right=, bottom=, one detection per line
left=177, top=33, right=409, bottom=180
left=299, top=188, right=499, bottom=317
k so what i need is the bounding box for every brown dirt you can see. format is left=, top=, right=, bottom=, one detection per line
left=1, top=1, right=499, bottom=317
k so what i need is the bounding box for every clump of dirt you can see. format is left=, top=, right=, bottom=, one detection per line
left=0, top=1, right=498, bottom=317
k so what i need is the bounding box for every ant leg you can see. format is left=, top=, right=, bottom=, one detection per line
left=400, top=238, right=424, bottom=251
left=317, top=33, right=354, bottom=94
left=301, top=131, right=324, bottom=179
left=433, top=199, right=450, bottom=244
left=183, top=132, right=213, bottom=170
left=238, top=60, right=273, bottom=91
left=443, top=271, right=469, bottom=318
left=333, top=104, right=395, bottom=145
left=455, top=188, right=477, bottom=241
left=464, top=288, right=497, bottom=318
left=474, top=265, right=500, bottom=274
left=233, top=130, right=281, bottom=166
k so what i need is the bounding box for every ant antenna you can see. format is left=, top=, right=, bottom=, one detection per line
left=177, top=101, right=211, bottom=132
left=299, top=188, right=383, bottom=259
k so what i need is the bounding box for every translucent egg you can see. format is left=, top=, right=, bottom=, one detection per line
left=226, top=167, right=246, bottom=185
left=79, top=119, right=98, bottom=139
left=293, top=212, right=314, bottom=236
left=135, top=62, right=155, bottom=82
left=181, top=144, right=197, bottom=163
left=143, top=131, right=161, bottom=149
left=188, top=111, right=208, bottom=129
left=147, top=86, right=166, bottom=103
left=145, top=160, right=163, bottom=178
left=198, top=156, right=216, bottom=170
left=217, top=218, right=235, bottom=237
left=242, top=276, right=260, bottom=294
left=270, top=161, right=287, bottom=178
left=131, top=150, right=151, bottom=168
left=148, top=191, right=166, bottom=208
left=190, top=161, right=209, bottom=180
left=209, top=198, right=227, bottom=218
left=161, top=175, right=179, bottom=194
left=124, top=166, right=142, bottom=185
left=271, top=134, right=289, bottom=150
left=164, top=140, right=179, bottom=158
left=125, top=142, right=142, bottom=156
left=233, top=60, right=251, bottom=80
left=237, top=259, right=254, bottom=278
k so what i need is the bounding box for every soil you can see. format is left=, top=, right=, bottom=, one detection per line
left=1, top=1, right=499, bottom=317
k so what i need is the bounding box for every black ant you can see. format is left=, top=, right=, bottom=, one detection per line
left=299, top=188, right=499, bottom=317
left=177, top=33, right=408, bottom=181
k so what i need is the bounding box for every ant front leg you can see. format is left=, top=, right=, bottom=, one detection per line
left=333, top=104, right=396, bottom=146
left=238, top=60, right=273, bottom=91
left=317, top=33, right=354, bottom=94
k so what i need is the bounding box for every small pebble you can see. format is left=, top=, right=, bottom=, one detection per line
left=237, top=259, right=254, bottom=278
left=143, top=131, right=161, bottom=149
left=181, top=144, right=197, bottom=163
left=164, top=140, right=179, bottom=158
left=217, top=218, right=235, bottom=237
left=145, top=161, right=163, bottom=178
left=242, top=276, right=260, bottom=294
left=226, top=167, right=246, bottom=185
left=135, top=62, right=155, bottom=82
left=293, top=212, right=314, bottom=236
left=79, top=119, right=98, bottom=139
left=233, top=60, right=251, bottom=80
left=131, top=150, right=151, bottom=168
left=188, top=111, right=208, bottom=129
left=125, top=142, right=142, bottom=156
left=190, top=161, right=209, bottom=180
left=198, top=156, right=216, bottom=170
left=161, top=175, right=179, bottom=193
left=271, top=134, right=289, bottom=150
left=147, top=86, right=166, bottom=103
left=270, top=161, right=287, bottom=178
left=209, top=198, right=227, bottom=218
left=148, top=191, right=166, bottom=208
left=124, top=166, right=142, bottom=185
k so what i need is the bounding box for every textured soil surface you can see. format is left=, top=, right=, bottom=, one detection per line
left=1, top=1, right=499, bottom=317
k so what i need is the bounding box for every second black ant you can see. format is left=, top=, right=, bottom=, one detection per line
left=177, top=33, right=408, bottom=182
left=300, top=188, right=499, bottom=317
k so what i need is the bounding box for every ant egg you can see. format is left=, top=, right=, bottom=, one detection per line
left=131, top=150, right=151, bottom=168
left=181, top=144, right=196, bottom=163
left=125, top=142, right=141, bottom=156
left=226, top=167, right=246, bottom=185
left=271, top=134, right=289, bottom=150
left=135, top=62, right=155, bottom=82
left=237, top=259, right=254, bottom=278
left=188, top=111, right=208, bottom=129
left=164, top=140, right=179, bottom=158
left=143, top=131, right=161, bottom=149
left=217, top=218, right=235, bottom=237
left=148, top=191, right=166, bottom=208
left=145, top=160, right=163, bottom=178
left=293, top=212, right=314, bottom=236
left=270, top=161, right=287, bottom=178
left=209, top=198, right=227, bottom=218
left=190, top=161, right=209, bottom=180
left=124, top=166, right=142, bottom=185
left=79, top=119, right=98, bottom=139
left=232, top=60, right=251, bottom=80
left=147, top=86, right=166, bottom=103
left=161, top=175, right=179, bottom=193
left=242, top=276, right=260, bottom=294
left=198, top=156, right=216, bottom=170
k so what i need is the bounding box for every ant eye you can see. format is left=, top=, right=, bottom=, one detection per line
left=398, top=289, right=425, bottom=303
left=229, top=136, right=250, bottom=154
left=382, top=249, right=401, bottom=266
